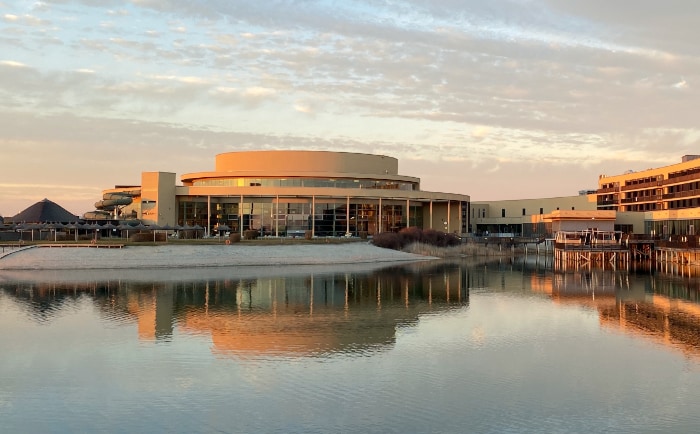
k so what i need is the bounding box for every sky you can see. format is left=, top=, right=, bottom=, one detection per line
left=1, top=0, right=699, bottom=217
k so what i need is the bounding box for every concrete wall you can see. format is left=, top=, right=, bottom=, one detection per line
left=471, top=194, right=596, bottom=231
left=140, top=172, right=176, bottom=226
left=215, top=150, right=399, bottom=175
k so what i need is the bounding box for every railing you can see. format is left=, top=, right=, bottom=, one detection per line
left=620, top=195, right=662, bottom=204
left=620, top=180, right=663, bottom=191
left=662, top=189, right=700, bottom=200
left=656, top=235, right=700, bottom=249
left=664, top=172, right=700, bottom=185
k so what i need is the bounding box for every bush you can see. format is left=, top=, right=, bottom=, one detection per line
left=399, top=226, right=423, bottom=245
left=372, top=232, right=403, bottom=250
left=372, top=227, right=460, bottom=251
left=243, top=229, right=259, bottom=240
left=304, top=230, right=313, bottom=240
left=229, top=233, right=241, bottom=243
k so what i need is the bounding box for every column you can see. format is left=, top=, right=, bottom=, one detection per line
left=430, top=200, right=433, bottom=230
left=207, top=195, right=211, bottom=237
left=346, top=196, right=350, bottom=235
left=406, top=199, right=410, bottom=228
left=447, top=200, right=451, bottom=233
left=275, top=195, right=279, bottom=237
left=311, top=195, right=316, bottom=237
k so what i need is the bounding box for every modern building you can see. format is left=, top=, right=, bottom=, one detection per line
left=470, top=193, right=598, bottom=237
left=89, top=150, right=471, bottom=237
left=597, top=155, right=700, bottom=236
left=471, top=155, right=700, bottom=238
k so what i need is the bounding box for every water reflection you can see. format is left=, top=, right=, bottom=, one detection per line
left=3, top=260, right=700, bottom=432
left=0, top=261, right=470, bottom=358
left=4, top=259, right=700, bottom=360
left=495, top=257, right=700, bottom=359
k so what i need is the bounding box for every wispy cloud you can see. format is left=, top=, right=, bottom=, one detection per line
left=0, top=0, right=697, bottom=215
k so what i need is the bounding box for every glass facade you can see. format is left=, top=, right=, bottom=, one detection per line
left=191, top=177, right=417, bottom=191
left=646, top=219, right=700, bottom=237
left=176, top=197, right=425, bottom=237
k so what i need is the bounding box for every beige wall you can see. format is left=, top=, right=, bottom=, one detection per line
left=615, top=212, right=646, bottom=233
left=140, top=172, right=176, bottom=226
left=548, top=210, right=616, bottom=233
left=214, top=150, right=399, bottom=175
left=420, top=201, right=463, bottom=233
left=471, top=194, right=596, bottom=228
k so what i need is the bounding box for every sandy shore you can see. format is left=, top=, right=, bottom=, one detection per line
left=0, top=243, right=433, bottom=271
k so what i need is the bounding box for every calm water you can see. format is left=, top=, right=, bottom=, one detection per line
left=2, top=259, right=700, bottom=433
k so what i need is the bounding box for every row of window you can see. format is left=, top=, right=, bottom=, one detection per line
left=473, top=207, right=570, bottom=218
left=190, top=177, right=417, bottom=190
left=177, top=200, right=424, bottom=236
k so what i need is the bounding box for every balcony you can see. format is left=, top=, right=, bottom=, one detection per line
left=620, top=195, right=662, bottom=204
left=596, top=197, right=617, bottom=205
left=620, top=180, right=663, bottom=192
left=663, top=172, right=700, bottom=185
left=662, top=189, right=700, bottom=200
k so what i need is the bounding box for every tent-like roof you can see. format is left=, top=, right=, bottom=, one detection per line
left=9, top=198, right=78, bottom=223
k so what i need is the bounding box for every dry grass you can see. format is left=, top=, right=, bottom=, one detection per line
left=402, top=242, right=521, bottom=257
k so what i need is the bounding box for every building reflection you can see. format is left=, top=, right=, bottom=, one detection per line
left=524, top=264, right=700, bottom=359
left=7, top=258, right=700, bottom=359
left=0, top=261, right=470, bottom=357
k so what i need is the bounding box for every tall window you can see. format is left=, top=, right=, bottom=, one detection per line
left=501, top=209, right=505, bottom=218
left=522, top=208, right=526, bottom=216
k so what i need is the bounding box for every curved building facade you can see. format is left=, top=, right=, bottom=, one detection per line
left=95, top=150, right=471, bottom=236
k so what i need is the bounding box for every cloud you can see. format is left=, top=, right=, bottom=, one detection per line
left=0, top=0, right=697, bottom=209
left=0, top=60, right=26, bottom=67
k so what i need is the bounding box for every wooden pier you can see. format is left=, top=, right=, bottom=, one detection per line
left=554, top=246, right=630, bottom=269
left=654, top=235, right=700, bottom=266
left=553, top=230, right=630, bottom=269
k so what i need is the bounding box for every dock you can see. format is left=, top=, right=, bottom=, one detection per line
left=553, top=230, right=630, bottom=269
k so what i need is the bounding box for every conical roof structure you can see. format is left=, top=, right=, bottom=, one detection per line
left=9, top=198, right=78, bottom=223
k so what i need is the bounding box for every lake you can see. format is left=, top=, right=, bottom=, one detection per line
left=2, top=258, right=700, bottom=433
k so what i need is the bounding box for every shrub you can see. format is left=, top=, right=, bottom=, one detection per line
left=372, top=227, right=460, bottom=251
left=243, top=230, right=259, bottom=240
left=399, top=226, right=422, bottom=245
left=229, top=233, right=241, bottom=243
left=372, top=232, right=403, bottom=250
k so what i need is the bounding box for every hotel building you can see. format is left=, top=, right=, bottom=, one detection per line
left=91, top=150, right=470, bottom=237
left=596, top=155, right=700, bottom=236
left=471, top=155, right=700, bottom=238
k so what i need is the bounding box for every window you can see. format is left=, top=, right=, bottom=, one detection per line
left=501, top=209, right=505, bottom=218
left=539, top=208, right=543, bottom=214
left=522, top=208, right=526, bottom=216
